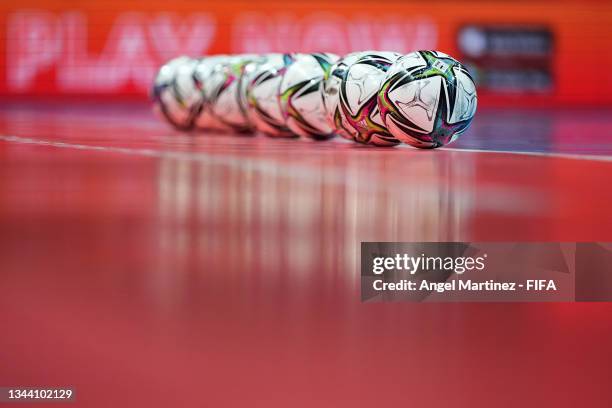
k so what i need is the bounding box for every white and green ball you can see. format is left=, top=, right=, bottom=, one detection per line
left=337, top=51, right=402, bottom=146
left=192, top=55, right=228, bottom=130
left=240, top=54, right=294, bottom=138
left=279, top=53, right=339, bottom=140
left=321, top=51, right=364, bottom=141
left=201, top=54, right=263, bottom=133
left=151, top=56, right=202, bottom=130
left=378, top=50, right=477, bottom=149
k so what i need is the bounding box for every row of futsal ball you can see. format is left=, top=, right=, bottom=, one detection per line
left=152, top=51, right=477, bottom=149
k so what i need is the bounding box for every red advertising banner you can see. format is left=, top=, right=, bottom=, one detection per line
left=1, top=0, right=611, bottom=106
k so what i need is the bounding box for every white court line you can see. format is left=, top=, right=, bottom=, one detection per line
left=0, top=134, right=556, bottom=215
left=444, top=147, right=612, bottom=163
left=2, top=133, right=611, bottom=163
left=0, top=134, right=355, bottom=187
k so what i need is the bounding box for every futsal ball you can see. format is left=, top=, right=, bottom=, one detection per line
left=321, top=51, right=364, bottom=141
left=378, top=50, right=477, bottom=148
left=338, top=51, right=402, bottom=146
left=151, top=56, right=202, bottom=130
left=279, top=53, right=339, bottom=140
left=192, top=55, right=228, bottom=130
left=203, top=54, right=262, bottom=133
left=243, top=54, right=295, bottom=138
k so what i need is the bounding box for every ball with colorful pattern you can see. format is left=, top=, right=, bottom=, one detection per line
left=279, top=53, right=339, bottom=140
left=151, top=56, right=202, bottom=130
left=377, top=50, right=477, bottom=149
left=321, top=51, right=364, bottom=142
left=338, top=51, right=402, bottom=146
left=192, top=55, right=229, bottom=130
left=243, top=54, right=295, bottom=138
left=204, top=54, right=263, bottom=133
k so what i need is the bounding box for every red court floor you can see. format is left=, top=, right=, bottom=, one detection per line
left=0, top=102, right=611, bottom=407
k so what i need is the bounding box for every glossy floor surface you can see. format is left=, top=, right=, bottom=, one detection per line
left=1, top=102, right=611, bottom=407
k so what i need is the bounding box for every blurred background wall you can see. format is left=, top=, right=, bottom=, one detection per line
left=1, top=0, right=611, bottom=106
